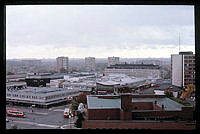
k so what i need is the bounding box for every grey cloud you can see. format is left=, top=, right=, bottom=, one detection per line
left=6, top=5, right=195, bottom=58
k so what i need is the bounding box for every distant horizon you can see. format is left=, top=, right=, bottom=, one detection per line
left=6, top=57, right=172, bottom=60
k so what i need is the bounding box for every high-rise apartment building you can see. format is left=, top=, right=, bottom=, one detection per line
left=56, top=57, right=69, bottom=73
left=85, top=57, right=96, bottom=72
left=108, top=57, right=120, bottom=67
left=171, top=51, right=195, bottom=87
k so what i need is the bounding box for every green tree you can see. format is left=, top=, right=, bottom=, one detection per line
left=10, top=125, right=17, bottom=129
left=164, top=90, right=173, bottom=97
left=75, top=112, right=85, bottom=128
left=71, top=100, right=79, bottom=115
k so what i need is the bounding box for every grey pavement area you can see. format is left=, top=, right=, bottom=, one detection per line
left=6, top=104, right=78, bottom=129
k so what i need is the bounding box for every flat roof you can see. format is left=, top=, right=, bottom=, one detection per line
left=80, top=88, right=92, bottom=92
left=6, top=87, right=80, bottom=97
left=27, top=74, right=64, bottom=79
left=6, top=74, right=27, bottom=79
left=97, top=77, right=146, bottom=86
left=87, top=95, right=121, bottom=109
left=96, top=81, right=120, bottom=86
left=6, top=82, right=26, bottom=87
left=62, top=81, right=96, bottom=86
left=132, top=97, right=184, bottom=111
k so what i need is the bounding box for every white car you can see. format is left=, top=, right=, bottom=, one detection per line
left=6, top=118, right=9, bottom=122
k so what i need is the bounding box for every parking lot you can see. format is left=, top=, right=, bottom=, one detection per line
left=6, top=104, right=77, bottom=129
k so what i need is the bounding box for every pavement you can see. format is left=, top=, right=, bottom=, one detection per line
left=6, top=104, right=79, bottom=129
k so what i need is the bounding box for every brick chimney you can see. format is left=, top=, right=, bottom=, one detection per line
left=120, top=94, right=132, bottom=120
left=121, top=94, right=132, bottom=112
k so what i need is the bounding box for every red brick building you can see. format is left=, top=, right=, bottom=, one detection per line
left=83, top=94, right=195, bottom=129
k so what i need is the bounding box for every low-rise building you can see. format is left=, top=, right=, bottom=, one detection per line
left=6, top=87, right=80, bottom=108
left=104, top=63, right=161, bottom=79
left=96, top=74, right=147, bottom=94
left=83, top=94, right=195, bottom=129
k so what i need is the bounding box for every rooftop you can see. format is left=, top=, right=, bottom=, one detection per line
left=97, top=74, right=146, bottom=86
left=132, top=97, right=184, bottom=111
left=87, top=94, right=185, bottom=111
left=6, top=82, right=26, bottom=87
left=6, top=87, right=80, bottom=97
left=87, top=95, right=121, bottom=109
left=179, top=51, right=193, bottom=55
left=26, top=74, right=64, bottom=79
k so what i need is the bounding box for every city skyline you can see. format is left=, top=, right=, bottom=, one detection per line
left=6, top=5, right=195, bottom=59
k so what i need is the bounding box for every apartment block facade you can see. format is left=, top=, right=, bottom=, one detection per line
left=56, top=57, right=69, bottom=73
left=171, top=52, right=195, bottom=87
left=108, top=57, right=120, bottom=67
left=85, top=57, right=96, bottom=72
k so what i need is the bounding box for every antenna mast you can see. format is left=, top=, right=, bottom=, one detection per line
left=178, top=32, right=180, bottom=52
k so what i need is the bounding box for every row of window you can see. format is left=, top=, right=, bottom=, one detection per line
left=45, top=91, right=79, bottom=100
left=105, top=71, right=160, bottom=76
left=7, top=93, right=39, bottom=100
left=7, top=91, right=79, bottom=101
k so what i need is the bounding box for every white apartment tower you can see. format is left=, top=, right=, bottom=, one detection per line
left=171, top=51, right=195, bottom=87
left=85, top=57, right=96, bottom=72
left=56, top=57, right=69, bottom=73
left=108, top=56, right=120, bottom=67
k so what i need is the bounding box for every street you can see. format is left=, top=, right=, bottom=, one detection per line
left=6, top=104, right=77, bottom=129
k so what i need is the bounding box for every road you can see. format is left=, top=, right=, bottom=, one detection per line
left=6, top=104, right=76, bottom=129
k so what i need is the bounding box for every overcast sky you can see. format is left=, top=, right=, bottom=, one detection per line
left=6, top=5, right=195, bottom=59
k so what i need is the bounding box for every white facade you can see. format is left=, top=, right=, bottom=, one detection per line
left=56, top=57, right=69, bottom=73
left=171, top=55, right=183, bottom=87
left=85, top=57, right=96, bottom=72
left=172, top=92, right=178, bottom=98
left=154, top=90, right=165, bottom=95
left=108, top=57, right=120, bottom=67
left=48, top=79, right=65, bottom=88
